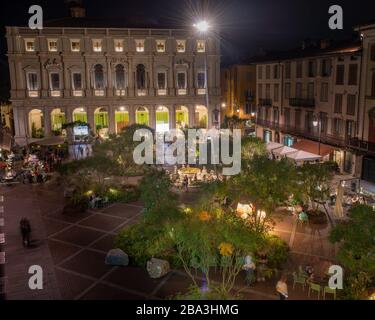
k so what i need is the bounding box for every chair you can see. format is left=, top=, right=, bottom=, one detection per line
left=323, top=287, right=337, bottom=300
left=308, top=283, right=321, bottom=299
left=292, top=271, right=306, bottom=291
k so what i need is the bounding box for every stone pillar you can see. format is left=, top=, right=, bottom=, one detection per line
left=170, top=105, right=176, bottom=129
left=149, top=105, right=156, bottom=130
left=87, top=107, right=95, bottom=134
left=13, top=106, right=28, bottom=146
left=108, top=105, right=116, bottom=134
left=65, top=107, right=73, bottom=123
left=44, top=108, right=52, bottom=137
left=129, top=105, right=136, bottom=125
left=189, top=105, right=196, bottom=128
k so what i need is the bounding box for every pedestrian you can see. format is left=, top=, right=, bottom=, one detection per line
left=276, top=274, right=289, bottom=300
left=183, top=175, right=189, bottom=192
left=20, top=218, right=31, bottom=247
left=242, top=254, right=256, bottom=286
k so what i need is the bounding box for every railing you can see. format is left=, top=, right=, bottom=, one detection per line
left=259, top=98, right=272, bottom=106
left=348, top=138, right=375, bottom=154
left=289, top=98, right=315, bottom=108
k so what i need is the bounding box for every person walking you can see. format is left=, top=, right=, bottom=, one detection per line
left=276, top=274, right=289, bottom=300
left=242, top=254, right=256, bottom=286
left=20, top=218, right=31, bottom=247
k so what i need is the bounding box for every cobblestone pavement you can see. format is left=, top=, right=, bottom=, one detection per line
left=3, top=181, right=336, bottom=300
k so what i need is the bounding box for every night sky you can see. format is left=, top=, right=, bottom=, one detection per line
left=1, top=0, right=375, bottom=97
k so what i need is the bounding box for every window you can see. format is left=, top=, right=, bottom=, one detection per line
left=320, top=83, right=328, bottom=102
left=347, top=94, right=356, bottom=116
left=296, top=83, right=302, bottom=98
left=266, top=66, right=271, bottom=79
left=135, top=40, right=145, bottom=52
left=274, top=84, right=279, bottom=102
left=336, top=65, right=345, bottom=85
left=296, top=61, right=303, bottom=78
left=25, top=39, right=35, bottom=52
left=114, top=39, right=124, bottom=52
left=285, top=83, right=291, bottom=99
left=48, top=39, right=58, bottom=52
left=245, top=103, right=251, bottom=115
left=348, top=64, right=358, bottom=85
left=177, top=72, right=187, bottom=94
left=258, top=66, right=263, bottom=80
left=258, top=84, right=263, bottom=99
left=334, top=94, right=343, bottom=113
left=157, top=72, right=167, bottom=89
left=372, top=72, right=375, bottom=97
left=285, top=62, right=291, bottom=79
left=115, top=65, right=126, bottom=89
left=197, top=40, right=205, bottom=52
left=72, top=72, right=82, bottom=96
left=71, top=39, right=80, bottom=52
left=333, top=118, right=342, bottom=135
left=265, top=84, right=271, bottom=99
left=307, top=83, right=314, bottom=99
left=308, top=60, right=316, bottom=77
left=177, top=40, right=186, bottom=53
left=50, top=73, right=60, bottom=90
left=27, top=72, right=38, bottom=91
left=371, top=44, right=375, bottom=61
left=273, top=108, right=279, bottom=124
left=92, top=39, right=102, bottom=52
left=94, top=64, right=105, bottom=89
left=320, top=113, right=328, bottom=134
left=295, top=109, right=301, bottom=128
left=156, top=40, right=166, bottom=53
left=321, top=59, right=331, bottom=77
left=273, top=65, right=279, bottom=79
left=136, top=64, right=146, bottom=89
left=197, top=71, right=206, bottom=89
left=284, top=108, right=291, bottom=126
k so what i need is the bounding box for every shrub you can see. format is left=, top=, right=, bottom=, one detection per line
left=262, top=235, right=289, bottom=269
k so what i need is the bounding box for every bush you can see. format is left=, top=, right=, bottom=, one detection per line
left=63, top=193, right=89, bottom=214
left=263, top=235, right=289, bottom=269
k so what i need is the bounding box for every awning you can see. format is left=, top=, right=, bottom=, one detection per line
left=292, top=140, right=335, bottom=157
left=286, top=150, right=321, bottom=162
left=266, top=142, right=284, bottom=152
left=272, top=146, right=298, bottom=156
left=30, top=136, right=66, bottom=146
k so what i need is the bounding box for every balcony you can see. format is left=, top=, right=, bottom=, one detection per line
left=178, top=89, right=187, bottom=96
left=348, top=138, right=375, bottom=155
left=94, top=89, right=105, bottom=97
left=259, top=98, right=272, bottom=106
left=157, top=89, right=167, bottom=96
left=289, top=98, right=315, bottom=108
left=28, top=90, right=39, bottom=98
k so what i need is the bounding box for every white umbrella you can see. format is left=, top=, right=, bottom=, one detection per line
left=266, top=142, right=283, bottom=152
left=286, top=150, right=321, bottom=162
left=272, top=146, right=298, bottom=157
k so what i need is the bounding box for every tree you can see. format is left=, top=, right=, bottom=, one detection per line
left=330, top=205, right=375, bottom=299
left=297, top=163, right=333, bottom=212
left=241, top=136, right=267, bottom=163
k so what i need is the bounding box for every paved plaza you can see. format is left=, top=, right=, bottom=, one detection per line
left=2, top=178, right=338, bottom=300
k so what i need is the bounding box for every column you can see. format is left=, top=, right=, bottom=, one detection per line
left=44, top=108, right=52, bottom=137
left=108, top=105, right=116, bottom=134
left=87, top=107, right=95, bottom=134
left=65, top=107, right=73, bottom=123
left=189, top=105, right=196, bottom=128
left=149, top=105, right=156, bottom=130
left=129, top=105, right=136, bottom=125
left=170, top=105, right=176, bottom=129
left=13, top=107, right=28, bottom=145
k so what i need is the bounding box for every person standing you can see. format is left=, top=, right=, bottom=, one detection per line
left=276, top=274, right=289, bottom=300
left=243, top=254, right=256, bottom=286
left=20, top=218, right=31, bottom=247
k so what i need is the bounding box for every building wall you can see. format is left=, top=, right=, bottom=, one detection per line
left=6, top=26, right=221, bottom=145
left=221, top=64, right=256, bottom=121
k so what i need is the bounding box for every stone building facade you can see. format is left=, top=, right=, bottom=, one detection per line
left=6, top=18, right=221, bottom=145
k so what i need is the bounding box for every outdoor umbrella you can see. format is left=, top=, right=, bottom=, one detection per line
left=266, top=142, right=283, bottom=152
left=272, top=146, right=298, bottom=158
left=334, top=182, right=345, bottom=219
left=286, top=150, right=321, bottom=162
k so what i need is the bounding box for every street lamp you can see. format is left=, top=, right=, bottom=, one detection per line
left=312, top=114, right=321, bottom=156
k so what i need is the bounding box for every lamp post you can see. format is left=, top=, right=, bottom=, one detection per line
left=313, top=114, right=321, bottom=156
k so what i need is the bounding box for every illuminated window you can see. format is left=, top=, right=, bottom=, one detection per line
left=48, top=39, right=58, bottom=52
left=177, top=40, right=186, bottom=53
left=197, top=40, right=205, bottom=53
left=25, top=39, right=35, bottom=52
left=156, top=40, right=166, bottom=53
left=71, top=40, right=80, bottom=52
left=93, top=39, right=102, bottom=52
left=135, top=39, right=145, bottom=52
left=114, top=39, right=124, bottom=52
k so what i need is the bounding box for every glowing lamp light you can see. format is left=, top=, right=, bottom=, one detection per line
left=119, top=106, right=125, bottom=111
left=313, top=119, right=319, bottom=127
left=221, top=103, right=226, bottom=108
left=257, top=210, right=267, bottom=220
left=194, top=20, right=210, bottom=33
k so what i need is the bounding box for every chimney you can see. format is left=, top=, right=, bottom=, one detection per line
left=66, top=0, right=86, bottom=18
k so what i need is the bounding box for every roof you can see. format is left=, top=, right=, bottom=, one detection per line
left=43, top=17, right=185, bottom=30
left=286, top=150, right=321, bottom=162
left=248, top=39, right=362, bottom=64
